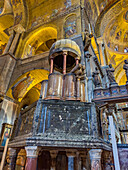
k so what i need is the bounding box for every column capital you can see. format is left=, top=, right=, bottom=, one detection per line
left=8, top=29, right=15, bottom=35
left=79, top=151, right=88, bottom=158
left=63, top=51, right=68, bottom=55
left=97, top=37, right=104, bottom=44
left=25, top=146, right=40, bottom=158
left=89, top=149, right=102, bottom=160
left=66, top=151, right=76, bottom=157
left=8, top=24, right=25, bottom=34
left=50, top=150, right=58, bottom=158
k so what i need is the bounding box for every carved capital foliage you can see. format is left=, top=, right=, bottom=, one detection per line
left=25, top=146, right=40, bottom=158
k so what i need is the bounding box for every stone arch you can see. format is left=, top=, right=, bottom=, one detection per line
left=21, top=26, right=57, bottom=58
left=63, top=13, right=77, bottom=38
left=6, top=69, right=49, bottom=103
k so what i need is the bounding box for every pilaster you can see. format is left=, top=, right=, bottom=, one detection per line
left=6, top=148, right=17, bottom=170
left=66, top=151, right=76, bottom=170
left=89, top=149, right=103, bottom=170
left=50, top=150, right=58, bottom=170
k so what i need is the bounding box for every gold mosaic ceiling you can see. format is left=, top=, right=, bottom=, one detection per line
left=0, top=0, right=127, bottom=86
left=0, top=0, right=13, bottom=47
left=95, top=0, right=128, bottom=85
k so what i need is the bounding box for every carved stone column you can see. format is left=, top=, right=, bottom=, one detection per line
left=15, top=149, right=26, bottom=170
left=8, top=24, right=25, bottom=55
left=80, top=151, right=88, bottom=170
left=0, top=24, right=25, bottom=95
left=50, top=57, right=54, bottom=74
left=66, top=152, right=75, bottom=170
left=50, top=150, right=58, bottom=170
left=76, top=78, right=81, bottom=100
left=97, top=37, right=106, bottom=66
left=89, top=149, right=103, bottom=170
left=3, top=30, right=15, bottom=54
left=75, top=152, right=82, bottom=170
left=63, top=51, right=67, bottom=75
left=85, top=52, right=93, bottom=102
left=25, top=146, right=39, bottom=170
left=6, top=148, right=17, bottom=170
left=0, top=53, right=16, bottom=95
left=103, top=151, right=114, bottom=170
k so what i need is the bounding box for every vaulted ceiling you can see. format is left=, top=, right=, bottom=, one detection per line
left=0, top=0, right=127, bottom=85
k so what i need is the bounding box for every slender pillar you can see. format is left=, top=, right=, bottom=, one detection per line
left=75, top=152, right=82, bottom=170
left=103, top=151, right=114, bottom=170
left=97, top=37, right=106, bottom=66
left=76, top=58, right=79, bottom=65
left=50, top=57, right=54, bottom=74
left=89, top=149, right=102, bottom=170
left=0, top=24, right=25, bottom=95
left=8, top=24, right=25, bottom=55
left=63, top=51, right=67, bottom=75
left=50, top=150, right=58, bottom=170
left=9, top=32, right=21, bottom=54
left=25, top=146, right=39, bottom=170
left=85, top=52, right=92, bottom=102
left=3, top=30, right=15, bottom=54
left=66, top=152, right=75, bottom=170
left=76, top=78, right=81, bottom=100
left=80, top=151, right=88, bottom=170
left=108, top=115, right=120, bottom=170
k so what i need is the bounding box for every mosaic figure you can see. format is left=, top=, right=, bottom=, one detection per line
left=64, top=15, right=77, bottom=38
